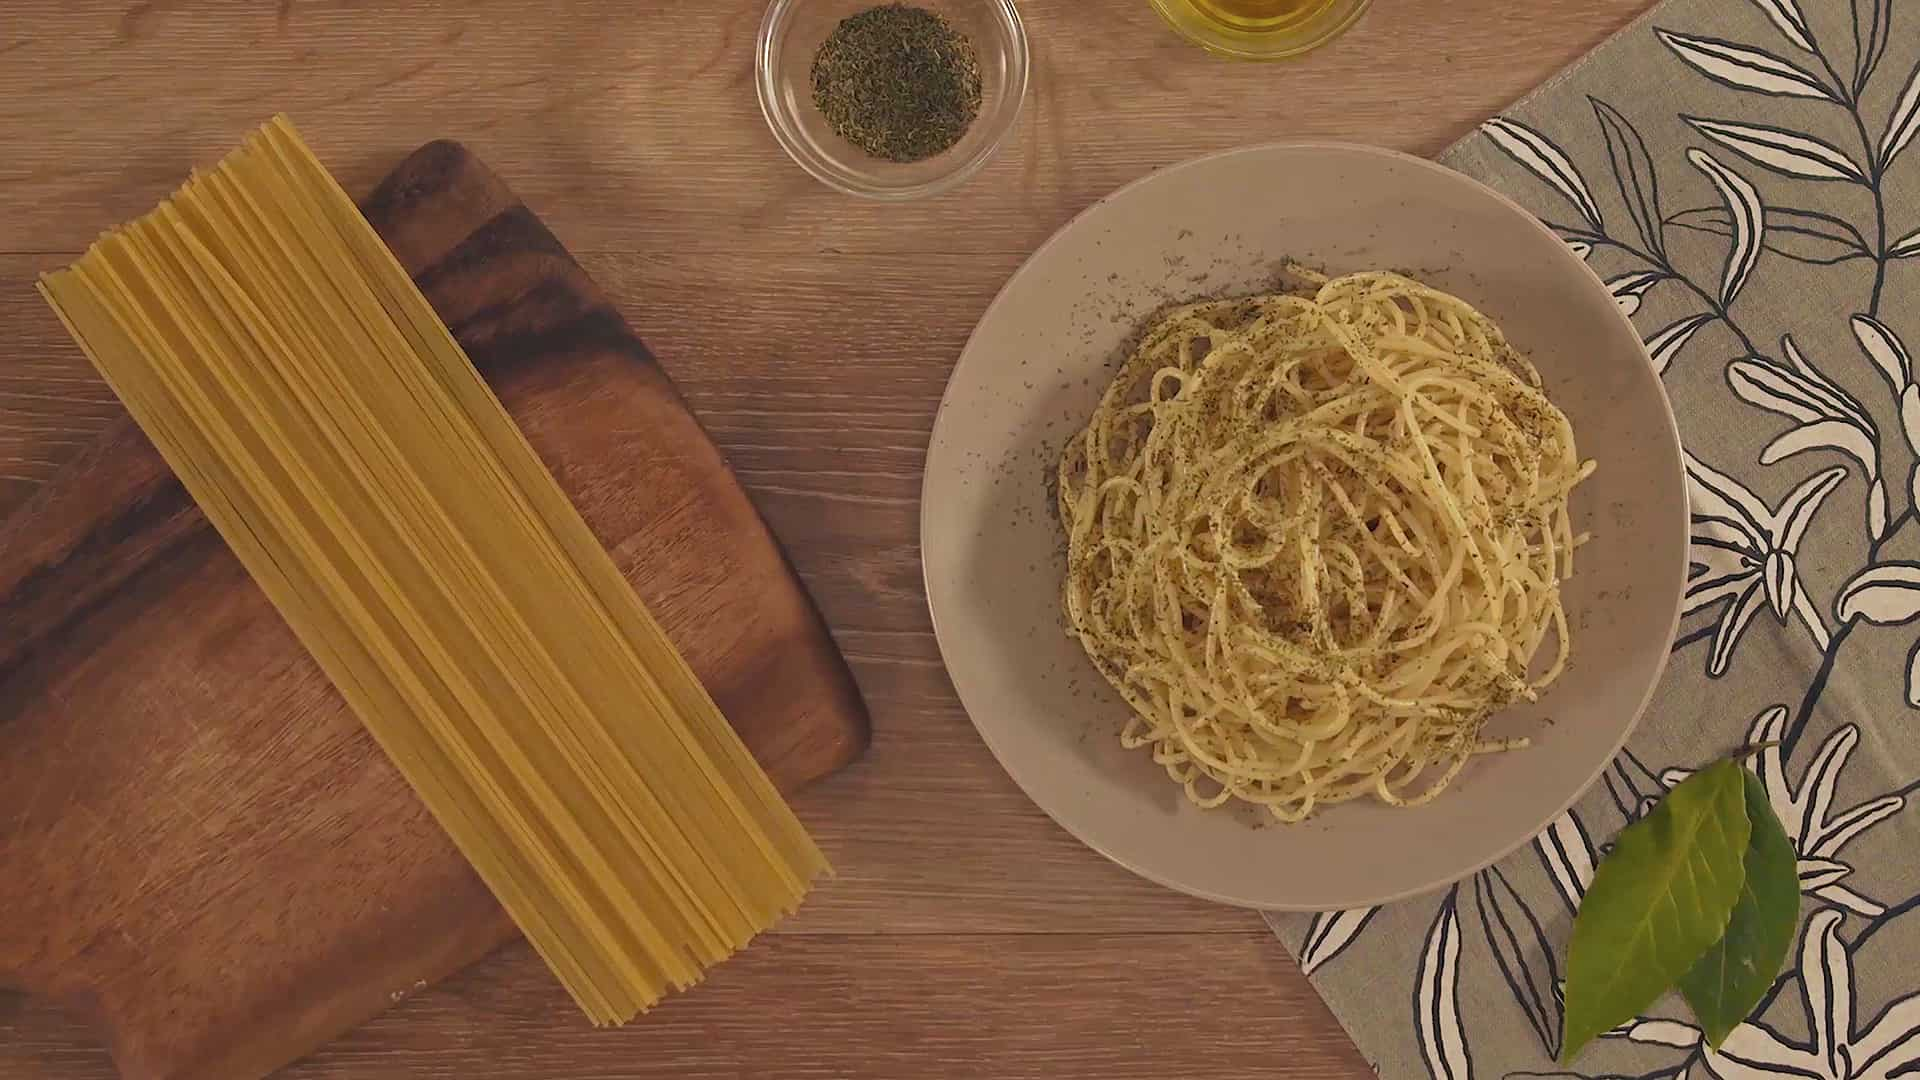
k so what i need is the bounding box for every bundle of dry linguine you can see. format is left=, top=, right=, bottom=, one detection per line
left=38, top=116, right=826, bottom=1025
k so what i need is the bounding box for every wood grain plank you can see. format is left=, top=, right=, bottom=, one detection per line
left=0, top=239, right=1247, bottom=955
left=2, top=0, right=1652, bottom=257
left=0, top=256, right=120, bottom=515
left=0, top=0, right=1658, bottom=1074
left=0, top=241, right=1247, bottom=939
left=0, top=247, right=1006, bottom=527
left=0, top=146, right=867, bottom=1080
left=1, top=932, right=1367, bottom=1080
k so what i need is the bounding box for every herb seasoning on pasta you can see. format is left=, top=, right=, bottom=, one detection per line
left=1056, top=269, right=1594, bottom=821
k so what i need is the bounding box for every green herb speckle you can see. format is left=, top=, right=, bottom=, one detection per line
left=810, top=4, right=983, bottom=163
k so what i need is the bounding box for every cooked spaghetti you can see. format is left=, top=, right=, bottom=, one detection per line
left=38, top=117, right=826, bottom=1024
left=1057, top=269, right=1593, bottom=822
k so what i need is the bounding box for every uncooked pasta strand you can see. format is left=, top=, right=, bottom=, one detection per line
left=38, top=116, right=828, bottom=1024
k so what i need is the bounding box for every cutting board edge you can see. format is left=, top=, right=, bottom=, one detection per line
left=0, top=135, right=871, bottom=1080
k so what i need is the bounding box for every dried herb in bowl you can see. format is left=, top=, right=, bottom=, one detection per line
left=810, top=4, right=983, bottom=164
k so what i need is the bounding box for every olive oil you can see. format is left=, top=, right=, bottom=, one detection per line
left=1151, top=0, right=1369, bottom=58
left=1185, top=0, right=1341, bottom=29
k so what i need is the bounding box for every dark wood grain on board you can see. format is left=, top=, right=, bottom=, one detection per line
left=0, top=140, right=870, bottom=1080
left=0, top=1, right=1660, bottom=1077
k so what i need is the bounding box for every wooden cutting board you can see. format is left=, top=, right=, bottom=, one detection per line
left=0, top=140, right=871, bottom=1080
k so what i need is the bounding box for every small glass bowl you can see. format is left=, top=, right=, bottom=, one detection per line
left=1149, top=0, right=1372, bottom=60
left=756, top=0, right=1029, bottom=200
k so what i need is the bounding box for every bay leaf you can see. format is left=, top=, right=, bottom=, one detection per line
left=1561, top=760, right=1752, bottom=1062
left=1677, top=769, right=1800, bottom=1047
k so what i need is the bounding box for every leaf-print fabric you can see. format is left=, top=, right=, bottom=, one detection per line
left=1265, top=3, right=1920, bottom=1077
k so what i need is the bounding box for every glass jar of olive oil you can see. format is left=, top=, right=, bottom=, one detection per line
left=1149, top=0, right=1372, bottom=59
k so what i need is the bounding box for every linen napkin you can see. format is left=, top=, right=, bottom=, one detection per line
left=1266, top=3, right=1920, bottom=1077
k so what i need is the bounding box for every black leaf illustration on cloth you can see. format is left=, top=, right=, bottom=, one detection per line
left=1481, top=118, right=1606, bottom=231
left=1685, top=116, right=1869, bottom=182
left=1600, top=911, right=1920, bottom=1080
left=1853, top=315, right=1911, bottom=386
left=1416, top=887, right=1472, bottom=1080
left=1749, top=0, right=1816, bottom=53
left=1724, top=335, right=1884, bottom=537
left=1301, top=906, right=1380, bottom=976
left=1659, top=707, right=1905, bottom=916
left=1647, top=314, right=1717, bottom=376
left=1848, top=316, right=1920, bottom=514
left=1851, top=316, right=1920, bottom=547
left=1852, top=0, right=1891, bottom=101
left=1532, top=809, right=1598, bottom=914
left=1879, top=59, right=1920, bottom=172
left=1838, top=562, right=1920, bottom=625
left=1289, top=3, right=1920, bottom=1077
left=1836, top=560, right=1920, bottom=705
left=1473, top=869, right=1565, bottom=1059
left=1658, top=28, right=1838, bottom=100
left=1685, top=453, right=1844, bottom=675
left=1669, top=205, right=1872, bottom=265
left=1594, top=98, right=1670, bottom=259
left=1688, top=149, right=1766, bottom=304
left=1607, top=270, right=1669, bottom=316
left=1729, top=908, right=1920, bottom=1080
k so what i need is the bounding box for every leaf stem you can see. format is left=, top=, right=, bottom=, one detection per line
left=1868, top=180, right=1889, bottom=317
left=1780, top=506, right=1917, bottom=757
left=1601, top=768, right=1636, bottom=821
left=1813, top=39, right=1891, bottom=315
left=1579, top=233, right=1759, bottom=355
left=1782, top=620, right=1857, bottom=761
left=1671, top=623, right=1715, bottom=654
left=1672, top=273, right=1759, bottom=356
left=1855, top=889, right=1920, bottom=949
left=1620, top=748, right=1668, bottom=789
left=1845, top=104, right=1890, bottom=317
left=1809, top=30, right=1853, bottom=107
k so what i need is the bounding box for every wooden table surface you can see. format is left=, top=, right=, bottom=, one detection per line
left=0, top=2, right=1653, bottom=1076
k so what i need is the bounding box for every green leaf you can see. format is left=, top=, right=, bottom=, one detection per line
left=1678, top=770, right=1801, bottom=1047
left=1561, top=760, right=1752, bottom=1062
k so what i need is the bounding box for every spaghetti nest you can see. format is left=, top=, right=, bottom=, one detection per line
left=1057, top=270, right=1593, bottom=822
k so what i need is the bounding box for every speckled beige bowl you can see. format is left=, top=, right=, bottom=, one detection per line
left=921, top=143, right=1687, bottom=911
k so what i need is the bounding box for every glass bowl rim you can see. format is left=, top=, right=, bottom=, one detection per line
left=755, top=0, right=1031, bottom=201
left=1145, top=0, right=1374, bottom=60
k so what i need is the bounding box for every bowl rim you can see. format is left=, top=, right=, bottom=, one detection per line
left=920, top=140, right=1690, bottom=910
left=755, top=0, right=1031, bottom=201
left=1147, top=0, right=1376, bottom=60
